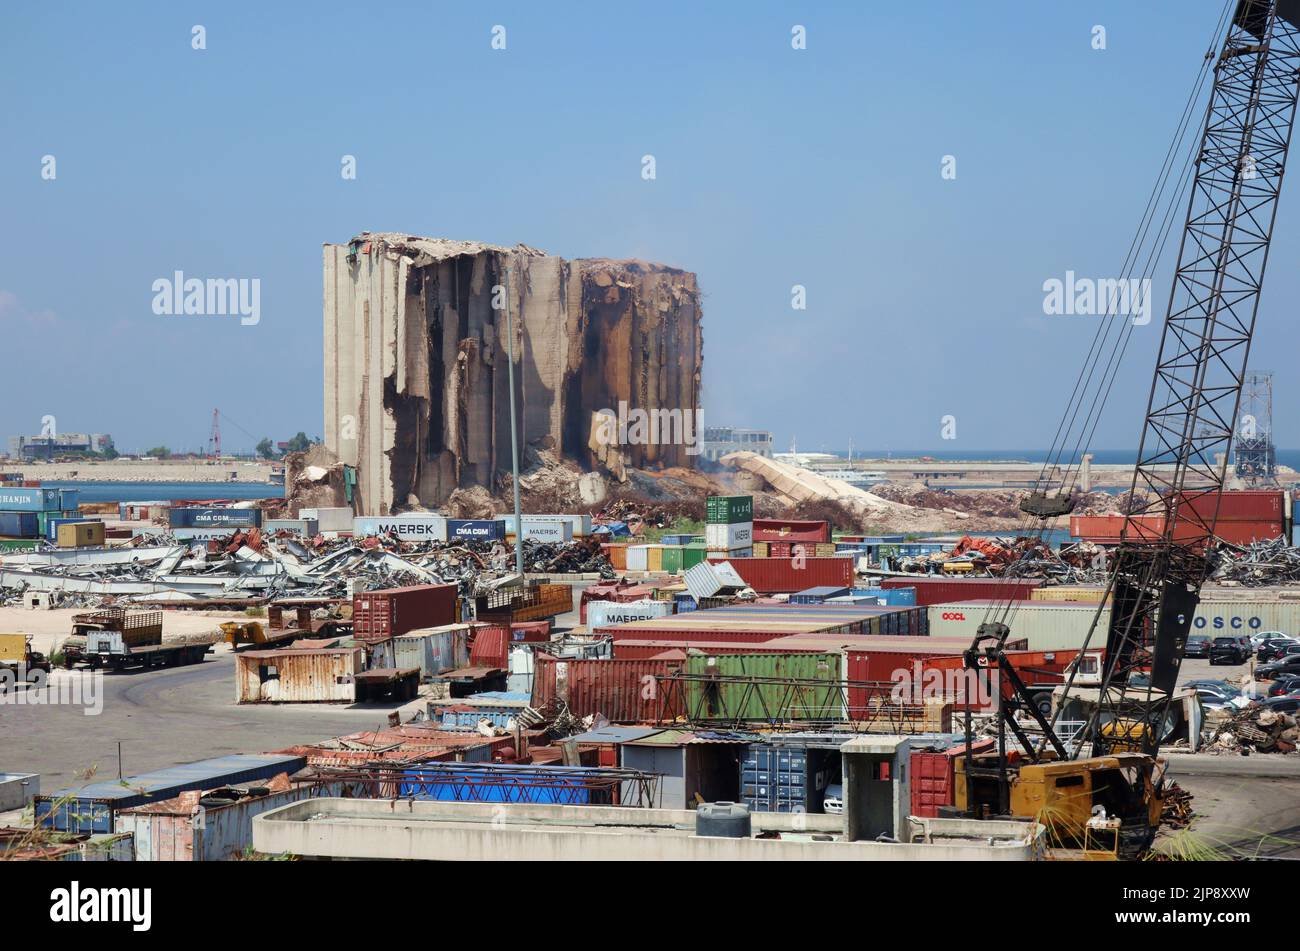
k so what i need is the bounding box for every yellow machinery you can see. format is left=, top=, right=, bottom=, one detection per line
left=955, top=750, right=1162, bottom=859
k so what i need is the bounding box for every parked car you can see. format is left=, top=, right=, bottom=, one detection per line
left=1184, top=634, right=1211, bottom=659
left=1256, top=655, right=1300, bottom=680
left=821, top=783, right=843, bottom=815
left=1262, top=694, right=1300, bottom=715
left=1257, top=637, right=1300, bottom=662
left=1208, top=636, right=1251, bottom=666
left=1267, top=673, right=1300, bottom=697
left=1252, top=631, right=1288, bottom=651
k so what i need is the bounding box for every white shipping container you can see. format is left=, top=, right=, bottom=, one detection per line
left=586, top=599, right=675, bottom=629
left=626, top=545, right=650, bottom=572
left=706, top=546, right=753, bottom=560
left=500, top=514, right=593, bottom=536
left=927, top=600, right=1109, bottom=651
left=705, top=522, right=753, bottom=550
left=263, top=518, right=319, bottom=537
left=299, top=507, right=353, bottom=533
left=352, top=515, right=448, bottom=542
left=928, top=595, right=1300, bottom=650
left=517, top=518, right=574, bottom=543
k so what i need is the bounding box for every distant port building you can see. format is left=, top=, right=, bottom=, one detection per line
left=702, top=427, right=773, bottom=462
left=7, top=432, right=114, bottom=459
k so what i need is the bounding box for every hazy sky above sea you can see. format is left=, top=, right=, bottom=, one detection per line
left=3, top=1, right=1298, bottom=456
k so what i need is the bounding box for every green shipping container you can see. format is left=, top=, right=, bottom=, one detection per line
left=660, top=545, right=684, bottom=574
left=684, top=651, right=844, bottom=722
left=706, top=495, right=754, bottom=524
left=0, top=539, right=40, bottom=552
left=681, top=543, right=708, bottom=570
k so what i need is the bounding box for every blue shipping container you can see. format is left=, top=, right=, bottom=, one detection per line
left=0, top=511, right=40, bottom=537
left=447, top=518, right=506, bottom=541
left=58, top=488, right=80, bottom=511
left=0, top=487, right=61, bottom=513
left=169, top=507, right=263, bottom=528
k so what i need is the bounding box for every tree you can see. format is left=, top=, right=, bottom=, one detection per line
left=256, top=438, right=276, bottom=460
left=144, top=446, right=170, bottom=459
left=285, top=432, right=312, bottom=453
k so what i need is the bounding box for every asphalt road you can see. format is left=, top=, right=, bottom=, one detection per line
left=2, top=648, right=422, bottom=792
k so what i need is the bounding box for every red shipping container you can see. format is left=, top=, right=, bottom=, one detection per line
left=910, top=741, right=995, bottom=818
left=708, top=556, right=854, bottom=594
left=510, top=620, right=551, bottom=643
left=469, top=624, right=510, bottom=669
left=752, top=519, right=831, bottom=544
left=352, top=584, right=458, bottom=644
left=532, top=654, right=684, bottom=722
left=878, top=577, right=1042, bottom=607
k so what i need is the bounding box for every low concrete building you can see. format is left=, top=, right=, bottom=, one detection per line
left=252, top=798, right=1044, bottom=861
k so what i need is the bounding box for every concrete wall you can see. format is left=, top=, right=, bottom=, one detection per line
left=253, top=798, right=1043, bottom=861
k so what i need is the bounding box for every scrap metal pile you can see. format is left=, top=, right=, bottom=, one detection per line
left=0, top=529, right=614, bottom=608
left=893, top=534, right=1108, bottom=584
left=1207, top=703, right=1300, bottom=755
left=1210, top=536, right=1300, bottom=587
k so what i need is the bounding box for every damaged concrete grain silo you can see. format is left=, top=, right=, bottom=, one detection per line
left=323, top=233, right=703, bottom=515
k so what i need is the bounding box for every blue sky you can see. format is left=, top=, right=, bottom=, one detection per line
left=3, top=0, right=1296, bottom=456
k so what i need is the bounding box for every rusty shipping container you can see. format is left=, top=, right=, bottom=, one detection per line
left=352, top=583, right=458, bottom=643
left=235, top=647, right=363, bottom=703
left=532, top=654, right=684, bottom=722
left=751, top=518, right=831, bottom=543
left=878, top=576, right=1043, bottom=607
left=708, top=556, right=855, bottom=594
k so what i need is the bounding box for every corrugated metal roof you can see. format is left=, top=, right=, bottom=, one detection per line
left=41, top=754, right=307, bottom=804
left=566, top=726, right=665, bottom=745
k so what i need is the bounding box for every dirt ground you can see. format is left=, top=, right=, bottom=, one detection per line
left=0, top=607, right=257, bottom=656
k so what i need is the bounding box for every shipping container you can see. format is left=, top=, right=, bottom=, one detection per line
left=447, top=518, right=506, bottom=541
left=263, top=518, right=319, bottom=537
left=235, top=647, right=364, bottom=703
left=1031, top=585, right=1110, bottom=603
left=395, top=624, right=473, bottom=680
left=510, top=620, right=551, bottom=642
left=500, top=513, right=593, bottom=537
left=706, top=495, right=753, bottom=524
left=751, top=519, right=831, bottom=544
left=852, top=586, right=918, bottom=607
left=532, top=654, right=685, bottom=722
left=626, top=545, right=650, bottom=572
left=169, top=506, right=262, bottom=529
left=116, top=780, right=351, bottom=861
left=352, top=584, right=459, bottom=643
left=790, top=586, right=852, bottom=604
left=879, top=576, right=1043, bottom=607
left=56, top=521, right=104, bottom=548
left=646, top=544, right=664, bottom=573
left=58, top=488, right=80, bottom=511
left=352, top=514, right=447, bottom=541
left=0, top=512, right=40, bottom=538
left=926, top=600, right=1108, bottom=650
left=469, top=624, right=511, bottom=669
left=600, top=603, right=928, bottom=640
left=705, top=522, right=753, bottom=550
left=601, top=542, right=628, bottom=571
left=586, top=599, right=675, bottom=629
left=685, top=651, right=844, bottom=721
left=0, top=487, right=60, bottom=513
left=579, top=581, right=658, bottom=623
left=298, top=507, right=354, bottom=533
left=34, top=754, right=308, bottom=833
left=710, top=556, right=855, bottom=594
left=516, top=518, right=574, bottom=543
left=910, top=741, right=996, bottom=818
